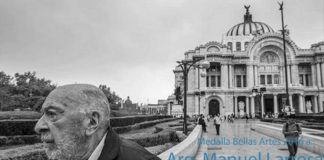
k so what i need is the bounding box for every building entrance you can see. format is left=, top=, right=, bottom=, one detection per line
left=209, top=99, right=220, bottom=116
left=264, top=97, right=274, bottom=114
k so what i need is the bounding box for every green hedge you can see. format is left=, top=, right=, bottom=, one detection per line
left=0, top=120, right=38, bottom=136
left=0, top=111, right=41, bottom=120
left=113, top=118, right=176, bottom=134
left=110, top=115, right=171, bottom=127
left=0, top=151, right=47, bottom=160
left=0, top=135, right=41, bottom=146
left=0, top=115, right=172, bottom=136
left=0, top=144, right=47, bottom=160
left=127, top=129, right=178, bottom=147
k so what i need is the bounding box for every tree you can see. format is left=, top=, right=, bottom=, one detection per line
left=0, top=71, right=13, bottom=87
left=174, top=86, right=183, bottom=105
left=13, top=71, right=56, bottom=97
left=99, top=85, right=122, bottom=104
left=0, top=71, right=14, bottom=110
left=0, top=71, right=56, bottom=111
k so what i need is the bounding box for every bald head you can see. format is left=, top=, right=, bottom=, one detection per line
left=48, top=84, right=109, bottom=113
left=43, top=84, right=111, bottom=129
left=35, top=84, right=111, bottom=160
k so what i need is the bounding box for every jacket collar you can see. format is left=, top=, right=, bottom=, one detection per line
left=98, top=127, right=120, bottom=160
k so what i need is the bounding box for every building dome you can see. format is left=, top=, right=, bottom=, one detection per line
left=226, top=5, right=274, bottom=36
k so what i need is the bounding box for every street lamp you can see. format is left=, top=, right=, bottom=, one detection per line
left=177, top=57, right=209, bottom=135
left=279, top=2, right=290, bottom=111
left=252, top=87, right=266, bottom=118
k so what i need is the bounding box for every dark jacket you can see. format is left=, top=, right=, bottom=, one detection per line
left=98, top=128, right=161, bottom=160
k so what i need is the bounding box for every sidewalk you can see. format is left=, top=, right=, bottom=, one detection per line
left=195, top=119, right=319, bottom=160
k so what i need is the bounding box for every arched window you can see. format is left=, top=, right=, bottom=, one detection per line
left=234, top=65, right=246, bottom=88
left=227, top=42, right=233, bottom=51
left=244, top=42, right=249, bottom=50
left=206, top=62, right=221, bottom=88
left=207, top=46, right=220, bottom=52
left=298, top=64, right=312, bottom=86
left=236, top=42, right=241, bottom=51
left=259, top=52, right=280, bottom=85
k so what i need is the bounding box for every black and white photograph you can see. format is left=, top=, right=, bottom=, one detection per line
left=0, top=0, right=323, bottom=160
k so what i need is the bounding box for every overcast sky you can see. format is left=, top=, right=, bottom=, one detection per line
left=0, top=0, right=323, bottom=104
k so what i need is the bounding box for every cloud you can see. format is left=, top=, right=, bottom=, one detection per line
left=0, top=0, right=322, bottom=103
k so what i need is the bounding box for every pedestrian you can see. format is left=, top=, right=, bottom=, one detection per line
left=198, top=114, right=207, bottom=132
left=245, top=114, right=249, bottom=123
left=214, top=114, right=221, bottom=135
left=282, top=115, right=302, bottom=160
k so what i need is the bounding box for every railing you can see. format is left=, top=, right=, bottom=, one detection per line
left=158, top=125, right=202, bottom=159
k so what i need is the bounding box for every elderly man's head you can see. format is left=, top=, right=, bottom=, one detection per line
left=34, top=84, right=110, bottom=160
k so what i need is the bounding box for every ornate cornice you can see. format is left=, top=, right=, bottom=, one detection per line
left=185, top=41, right=226, bottom=56
left=247, top=32, right=300, bottom=55
left=203, top=41, right=227, bottom=49
left=311, top=41, right=324, bottom=48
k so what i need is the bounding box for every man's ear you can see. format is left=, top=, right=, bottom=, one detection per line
left=85, top=111, right=100, bottom=136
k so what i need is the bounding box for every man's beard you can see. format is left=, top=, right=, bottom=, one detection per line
left=45, top=132, right=87, bottom=160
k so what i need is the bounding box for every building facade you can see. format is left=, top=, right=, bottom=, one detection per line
left=172, top=7, right=324, bottom=118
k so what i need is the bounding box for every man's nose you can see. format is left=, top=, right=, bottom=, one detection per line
left=34, top=116, right=49, bottom=134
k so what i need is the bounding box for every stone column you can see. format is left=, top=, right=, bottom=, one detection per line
left=319, top=95, right=323, bottom=112
left=195, top=68, right=199, bottom=89
left=251, top=96, right=255, bottom=117
left=311, top=63, right=316, bottom=87
left=195, top=96, right=199, bottom=114
left=317, top=63, right=322, bottom=87
left=274, top=94, right=278, bottom=114
left=254, top=65, right=258, bottom=86
left=229, top=64, right=233, bottom=88
left=221, top=63, right=229, bottom=89
left=322, top=62, right=324, bottom=88
left=314, top=95, right=318, bottom=113
left=246, top=96, right=250, bottom=115
left=234, top=96, right=238, bottom=116
left=287, top=64, right=291, bottom=86
left=201, top=69, right=207, bottom=90
left=247, top=64, right=253, bottom=88
left=303, top=96, right=306, bottom=112
left=291, top=63, right=299, bottom=86
left=289, top=94, right=293, bottom=109
left=281, top=66, right=285, bottom=86
left=299, top=94, right=304, bottom=113
left=261, top=94, right=264, bottom=117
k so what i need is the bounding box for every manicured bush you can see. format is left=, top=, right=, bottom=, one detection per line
left=168, top=123, right=183, bottom=127
left=128, top=129, right=177, bottom=147
left=154, top=127, right=163, bottom=133
left=0, top=135, right=41, bottom=146
left=0, top=115, right=172, bottom=136
left=145, top=142, right=176, bottom=155
left=110, top=115, right=172, bottom=127
left=0, top=119, right=182, bottom=159
left=0, top=111, right=41, bottom=120
left=0, top=144, right=47, bottom=160
left=113, top=118, right=176, bottom=134
left=0, top=120, right=38, bottom=136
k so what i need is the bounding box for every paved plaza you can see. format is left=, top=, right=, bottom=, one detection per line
left=195, top=119, right=320, bottom=160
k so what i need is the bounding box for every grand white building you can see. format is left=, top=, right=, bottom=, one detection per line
left=170, top=6, right=324, bottom=118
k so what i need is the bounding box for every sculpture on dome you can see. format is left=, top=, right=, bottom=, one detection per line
left=243, top=5, right=252, bottom=22
left=244, top=5, right=250, bottom=14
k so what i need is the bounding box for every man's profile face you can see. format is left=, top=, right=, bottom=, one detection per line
left=35, top=88, right=88, bottom=160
